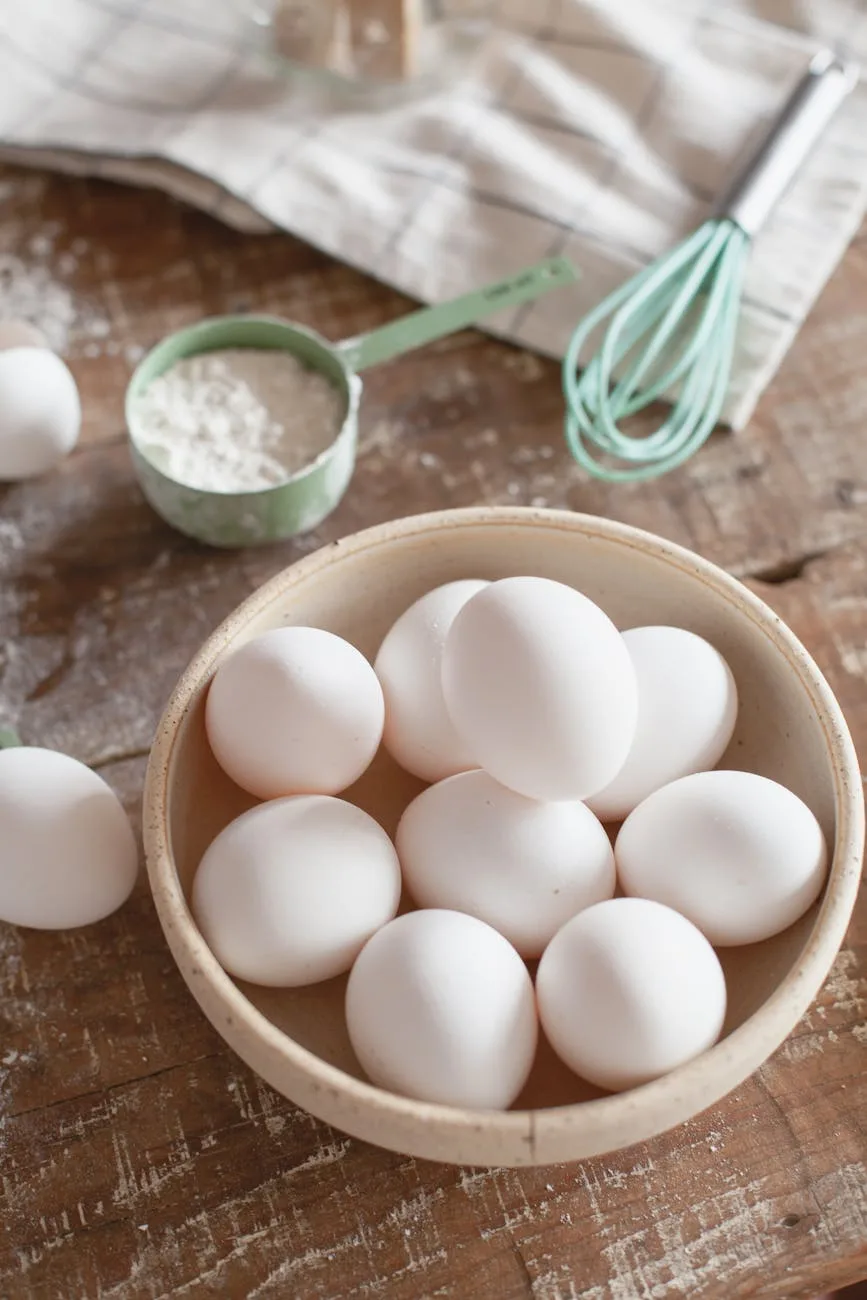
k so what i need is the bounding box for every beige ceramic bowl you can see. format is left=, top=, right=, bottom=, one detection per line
left=144, top=507, right=864, bottom=1167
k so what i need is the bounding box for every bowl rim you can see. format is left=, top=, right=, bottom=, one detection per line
left=143, top=506, right=865, bottom=1163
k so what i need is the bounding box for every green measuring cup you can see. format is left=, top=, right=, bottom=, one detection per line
left=125, top=257, right=577, bottom=548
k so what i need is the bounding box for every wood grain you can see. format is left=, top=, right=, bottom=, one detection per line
left=0, top=165, right=865, bottom=1299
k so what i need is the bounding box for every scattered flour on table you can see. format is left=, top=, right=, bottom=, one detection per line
left=134, top=348, right=345, bottom=492
left=0, top=253, right=78, bottom=352
left=0, top=248, right=109, bottom=354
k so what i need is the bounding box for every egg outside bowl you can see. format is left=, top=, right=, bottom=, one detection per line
left=125, top=315, right=361, bottom=548
left=143, top=507, right=864, bottom=1167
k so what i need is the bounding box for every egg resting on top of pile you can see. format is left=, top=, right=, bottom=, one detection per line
left=441, top=576, right=638, bottom=802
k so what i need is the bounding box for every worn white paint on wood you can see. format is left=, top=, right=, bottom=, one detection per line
left=1, top=165, right=866, bottom=1300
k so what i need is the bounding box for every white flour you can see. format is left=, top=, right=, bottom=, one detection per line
left=0, top=253, right=79, bottom=353
left=133, top=348, right=345, bottom=492
left=1, top=207, right=111, bottom=354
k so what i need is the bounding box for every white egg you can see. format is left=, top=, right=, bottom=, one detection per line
left=375, top=579, right=488, bottom=782
left=537, top=897, right=726, bottom=1092
left=205, top=626, right=384, bottom=799
left=587, top=626, right=738, bottom=822
left=615, top=770, right=828, bottom=946
left=346, top=909, right=538, bottom=1109
left=0, top=347, right=81, bottom=479
left=397, top=769, right=615, bottom=957
left=441, top=576, right=638, bottom=801
left=0, top=320, right=49, bottom=351
left=192, top=796, right=401, bottom=987
left=0, top=746, right=138, bottom=929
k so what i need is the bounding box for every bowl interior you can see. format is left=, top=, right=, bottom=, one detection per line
left=165, top=516, right=834, bottom=1109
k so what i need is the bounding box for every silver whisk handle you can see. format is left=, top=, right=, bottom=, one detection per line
left=718, top=49, right=859, bottom=237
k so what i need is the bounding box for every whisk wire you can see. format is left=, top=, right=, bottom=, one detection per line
left=609, top=223, right=732, bottom=411
left=562, top=219, right=751, bottom=481
left=567, top=222, right=725, bottom=458
left=604, top=223, right=726, bottom=410
left=621, top=231, right=746, bottom=446
left=561, top=53, right=857, bottom=481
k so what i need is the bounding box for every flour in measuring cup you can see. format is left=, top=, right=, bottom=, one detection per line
left=134, top=349, right=345, bottom=493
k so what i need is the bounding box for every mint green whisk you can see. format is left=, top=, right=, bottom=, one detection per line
left=563, top=50, right=859, bottom=483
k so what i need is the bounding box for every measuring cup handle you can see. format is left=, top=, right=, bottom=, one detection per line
left=336, top=257, right=579, bottom=372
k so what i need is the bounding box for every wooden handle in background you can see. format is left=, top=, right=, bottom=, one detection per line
left=346, top=0, right=420, bottom=81
left=272, top=0, right=349, bottom=71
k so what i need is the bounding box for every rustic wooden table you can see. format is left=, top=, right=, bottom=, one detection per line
left=1, top=165, right=865, bottom=1300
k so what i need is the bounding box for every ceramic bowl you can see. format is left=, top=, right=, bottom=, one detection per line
left=143, top=507, right=864, bottom=1167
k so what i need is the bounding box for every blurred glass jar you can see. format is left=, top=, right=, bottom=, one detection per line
left=245, top=1, right=492, bottom=98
